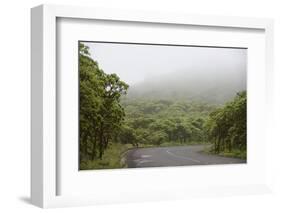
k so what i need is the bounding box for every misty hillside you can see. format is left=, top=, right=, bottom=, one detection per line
left=126, top=67, right=246, bottom=104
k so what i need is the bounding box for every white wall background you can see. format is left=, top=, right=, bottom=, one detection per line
left=0, top=0, right=280, bottom=212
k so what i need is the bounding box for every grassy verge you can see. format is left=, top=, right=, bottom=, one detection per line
left=203, top=145, right=247, bottom=160
left=218, top=150, right=247, bottom=159
left=80, top=143, right=133, bottom=170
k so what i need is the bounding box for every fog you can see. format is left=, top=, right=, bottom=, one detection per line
left=83, top=42, right=247, bottom=103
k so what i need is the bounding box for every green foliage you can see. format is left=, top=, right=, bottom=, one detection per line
left=79, top=43, right=128, bottom=162
left=205, top=91, right=247, bottom=154
left=118, top=99, right=213, bottom=146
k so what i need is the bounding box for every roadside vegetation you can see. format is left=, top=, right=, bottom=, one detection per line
left=204, top=91, right=247, bottom=159
left=80, top=143, right=133, bottom=170
left=79, top=43, right=247, bottom=170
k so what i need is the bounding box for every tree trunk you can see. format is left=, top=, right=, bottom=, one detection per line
left=82, top=133, right=88, bottom=159
left=91, top=134, right=97, bottom=160
left=99, top=123, right=104, bottom=159
left=104, top=137, right=109, bottom=149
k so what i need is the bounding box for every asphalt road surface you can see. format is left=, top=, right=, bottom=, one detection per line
left=125, top=145, right=246, bottom=168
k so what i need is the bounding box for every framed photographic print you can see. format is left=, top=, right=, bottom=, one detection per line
left=31, top=4, right=274, bottom=208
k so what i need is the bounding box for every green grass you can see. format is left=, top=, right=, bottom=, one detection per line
left=203, top=146, right=247, bottom=160
left=219, top=150, right=247, bottom=159
left=80, top=143, right=133, bottom=170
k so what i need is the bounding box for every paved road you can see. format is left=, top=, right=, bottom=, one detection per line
left=125, top=145, right=246, bottom=168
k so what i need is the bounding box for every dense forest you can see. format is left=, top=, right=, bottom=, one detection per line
left=79, top=43, right=128, bottom=161
left=79, top=43, right=247, bottom=169
left=205, top=91, right=247, bottom=157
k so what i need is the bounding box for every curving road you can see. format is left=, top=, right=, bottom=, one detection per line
left=125, top=145, right=246, bottom=168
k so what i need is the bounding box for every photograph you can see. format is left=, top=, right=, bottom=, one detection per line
left=79, top=41, right=247, bottom=170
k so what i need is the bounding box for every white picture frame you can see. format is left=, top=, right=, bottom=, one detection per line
left=31, top=4, right=274, bottom=208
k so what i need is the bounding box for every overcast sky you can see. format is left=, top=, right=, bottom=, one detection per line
left=82, top=41, right=247, bottom=86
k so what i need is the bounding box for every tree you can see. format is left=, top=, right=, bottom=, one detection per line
left=205, top=91, right=246, bottom=154
left=118, top=125, right=138, bottom=147
left=79, top=43, right=129, bottom=161
left=148, top=131, right=167, bottom=145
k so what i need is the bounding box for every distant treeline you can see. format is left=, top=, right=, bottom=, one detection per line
left=119, top=99, right=215, bottom=147
left=79, top=43, right=247, bottom=165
